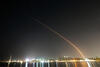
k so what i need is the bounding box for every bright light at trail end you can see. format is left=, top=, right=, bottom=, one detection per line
left=85, top=58, right=91, bottom=67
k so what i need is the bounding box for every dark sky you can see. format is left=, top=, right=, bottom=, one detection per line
left=1, top=0, right=100, bottom=58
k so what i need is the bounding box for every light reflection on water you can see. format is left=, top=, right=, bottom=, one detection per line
left=0, top=62, right=100, bottom=67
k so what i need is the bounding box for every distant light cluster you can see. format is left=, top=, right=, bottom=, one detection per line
left=1, top=57, right=98, bottom=63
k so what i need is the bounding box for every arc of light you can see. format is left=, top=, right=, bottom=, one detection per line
left=33, top=18, right=85, bottom=58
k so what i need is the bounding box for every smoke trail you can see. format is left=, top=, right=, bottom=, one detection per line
left=33, top=18, right=85, bottom=58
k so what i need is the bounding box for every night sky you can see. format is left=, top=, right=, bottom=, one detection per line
left=1, top=0, right=100, bottom=58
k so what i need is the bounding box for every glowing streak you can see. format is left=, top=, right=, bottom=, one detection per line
left=33, top=18, right=93, bottom=67
left=25, top=62, right=28, bottom=67
left=86, top=62, right=91, bottom=67
left=85, top=58, right=91, bottom=67
left=48, top=61, right=50, bottom=67
left=25, top=58, right=29, bottom=67
left=33, top=18, right=85, bottom=58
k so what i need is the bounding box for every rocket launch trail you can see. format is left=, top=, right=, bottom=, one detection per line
left=33, top=18, right=85, bottom=58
